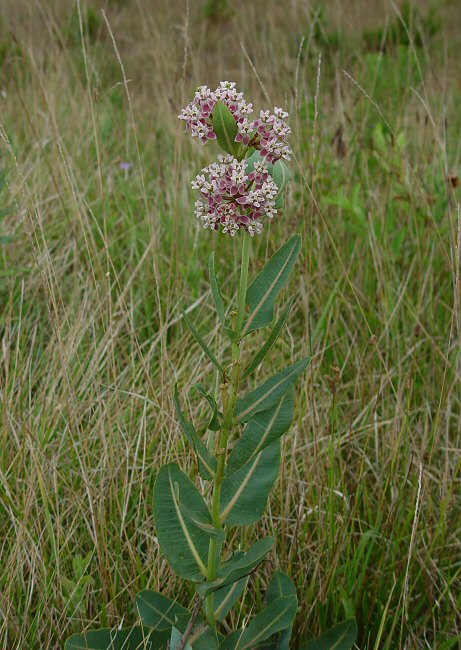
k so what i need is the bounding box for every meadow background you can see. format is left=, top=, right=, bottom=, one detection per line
left=1, top=0, right=460, bottom=648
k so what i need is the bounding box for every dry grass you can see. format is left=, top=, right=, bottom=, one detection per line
left=0, top=0, right=460, bottom=648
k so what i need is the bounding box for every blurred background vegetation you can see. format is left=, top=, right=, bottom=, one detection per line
left=0, top=0, right=460, bottom=648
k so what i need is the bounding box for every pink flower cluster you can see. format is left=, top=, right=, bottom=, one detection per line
left=178, top=81, right=253, bottom=145
left=192, top=155, right=278, bottom=236
left=178, top=81, right=291, bottom=163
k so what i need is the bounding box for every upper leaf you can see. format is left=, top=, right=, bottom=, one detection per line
left=235, top=358, right=309, bottom=423
left=213, top=101, right=239, bottom=157
left=244, top=151, right=291, bottom=210
left=300, top=618, right=358, bottom=650
left=271, top=160, right=291, bottom=210
left=197, top=537, right=275, bottom=599
left=228, top=389, right=294, bottom=475
left=220, top=440, right=281, bottom=527
left=243, top=235, right=301, bottom=334
left=153, top=462, right=213, bottom=581
left=174, top=385, right=217, bottom=480
left=65, top=626, right=170, bottom=650
left=135, top=589, right=188, bottom=630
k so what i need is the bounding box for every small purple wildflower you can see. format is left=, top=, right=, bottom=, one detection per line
left=119, top=162, right=133, bottom=171
left=192, top=154, right=278, bottom=236
left=178, top=81, right=291, bottom=163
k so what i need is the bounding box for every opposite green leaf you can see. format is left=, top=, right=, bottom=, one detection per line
left=208, top=252, right=226, bottom=328
left=135, top=590, right=188, bottom=630
left=197, top=537, right=275, bottom=599
left=65, top=626, right=170, bottom=650
left=182, top=309, right=224, bottom=373
left=219, top=596, right=298, bottom=650
left=174, top=385, right=217, bottom=479
left=235, top=358, right=309, bottom=423
left=243, top=235, right=301, bottom=334
left=153, top=462, right=213, bottom=581
left=242, top=299, right=294, bottom=380
left=227, top=390, right=294, bottom=474
left=213, top=101, right=239, bottom=157
left=300, top=618, right=358, bottom=650
left=221, top=440, right=280, bottom=527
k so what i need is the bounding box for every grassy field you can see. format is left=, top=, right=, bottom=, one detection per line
left=1, top=0, right=461, bottom=648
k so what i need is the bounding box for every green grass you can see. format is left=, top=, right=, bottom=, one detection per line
left=0, top=0, right=460, bottom=648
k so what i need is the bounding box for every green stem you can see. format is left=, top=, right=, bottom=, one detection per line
left=205, top=231, right=251, bottom=626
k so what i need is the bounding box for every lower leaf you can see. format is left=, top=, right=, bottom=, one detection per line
left=300, top=618, right=358, bottom=650
left=65, top=626, right=170, bottom=650
left=259, top=571, right=297, bottom=649
left=135, top=589, right=188, bottom=630
left=218, top=596, right=297, bottom=650
left=153, top=463, right=213, bottom=581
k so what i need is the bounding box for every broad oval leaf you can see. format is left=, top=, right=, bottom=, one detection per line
left=235, top=358, right=309, bottom=423
left=197, top=537, right=275, bottom=599
left=135, top=590, right=188, bottom=630
left=219, top=596, right=298, bottom=650
left=300, top=618, right=358, bottom=650
left=242, top=299, right=294, bottom=380
left=243, top=235, right=301, bottom=334
left=228, top=389, right=294, bottom=474
left=153, top=462, right=212, bottom=581
left=214, top=576, right=248, bottom=622
left=221, top=440, right=280, bottom=527
left=65, top=626, right=169, bottom=650
left=174, top=385, right=217, bottom=480
left=213, top=101, right=239, bottom=157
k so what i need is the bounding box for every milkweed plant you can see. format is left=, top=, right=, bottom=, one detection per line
left=66, top=82, right=357, bottom=650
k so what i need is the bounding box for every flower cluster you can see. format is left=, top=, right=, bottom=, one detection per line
left=192, top=155, right=278, bottom=236
left=179, top=81, right=291, bottom=163
left=178, top=81, right=253, bottom=145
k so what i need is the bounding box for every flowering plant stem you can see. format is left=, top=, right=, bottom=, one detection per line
left=206, top=231, right=251, bottom=625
